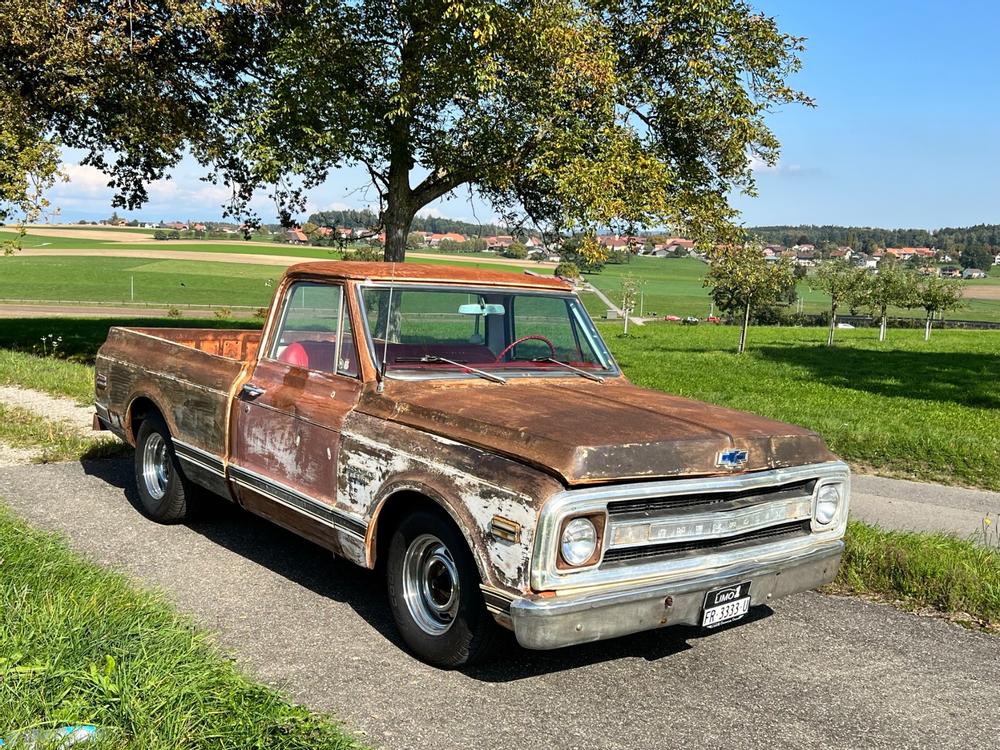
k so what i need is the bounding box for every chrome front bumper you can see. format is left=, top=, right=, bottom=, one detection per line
left=509, top=541, right=843, bottom=650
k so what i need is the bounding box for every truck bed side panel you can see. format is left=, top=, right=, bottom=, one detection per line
left=96, top=328, right=257, bottom=458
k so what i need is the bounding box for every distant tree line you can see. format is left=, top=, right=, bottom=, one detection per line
left=749, top=223, right=1000, bottom=256
left=307, top=209, right=509, bottom=238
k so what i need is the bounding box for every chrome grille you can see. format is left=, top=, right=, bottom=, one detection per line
left=601, top=519, right=811, bottom=566
left=606, top=478, right=817, bottom=517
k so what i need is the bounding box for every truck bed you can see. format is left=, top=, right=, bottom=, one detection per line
left=95, top=327, right=262, bottom=459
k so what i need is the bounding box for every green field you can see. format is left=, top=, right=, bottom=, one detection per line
left=4, top=228, right=1000, bottom=321
left=582, top=256, right=1000, bottom=323
left=0, top=254, right=541, bottom=307
left=601, top=323, right=1000, bottom=490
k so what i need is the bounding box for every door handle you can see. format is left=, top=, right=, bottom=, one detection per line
left=241, top=383, right=266, bottom=399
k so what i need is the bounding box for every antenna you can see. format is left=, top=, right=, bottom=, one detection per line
left=376, top=264, right=395, bottom=394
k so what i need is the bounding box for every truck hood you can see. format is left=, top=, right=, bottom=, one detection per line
left=359, top=378, right=836, bottom=485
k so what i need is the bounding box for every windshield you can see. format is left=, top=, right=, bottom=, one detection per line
left=359, top=285, right=616, bottom=378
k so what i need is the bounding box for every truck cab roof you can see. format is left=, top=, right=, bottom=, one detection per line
left=285, top=261, right=572, bottom=291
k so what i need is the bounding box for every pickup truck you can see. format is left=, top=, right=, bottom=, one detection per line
left=94, top=261, right=850, bottom=667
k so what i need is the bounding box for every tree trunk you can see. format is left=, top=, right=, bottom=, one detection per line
left=738, top=299, right=751, bottom=354
left=382, top=168, right=416, bottom=263
left=827, top=302, right=837, bottom=346
left=925, top=311, right=932, bottom=341
left=878, top=309, right=887, bottom=342
left=623, top=310, right=630, bottom=336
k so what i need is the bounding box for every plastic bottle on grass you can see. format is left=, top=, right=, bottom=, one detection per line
left=0, top=725, right=101, bottom=748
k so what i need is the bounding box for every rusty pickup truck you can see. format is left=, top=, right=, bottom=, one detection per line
left=94, top=261, right=849, bottom=667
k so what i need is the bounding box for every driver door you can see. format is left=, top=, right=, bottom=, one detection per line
left=229, top=281, right=362, bottom=542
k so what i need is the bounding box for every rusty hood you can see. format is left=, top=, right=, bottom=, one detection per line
left=359, top=378, right=836, bottom=485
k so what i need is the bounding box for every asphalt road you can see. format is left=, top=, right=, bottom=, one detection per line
left=2, top=458, right=997, bottom=750
left=851, top=474, right=998, bottom=538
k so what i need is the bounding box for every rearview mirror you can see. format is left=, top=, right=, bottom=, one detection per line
left=458, top=303, right=505, bottom=316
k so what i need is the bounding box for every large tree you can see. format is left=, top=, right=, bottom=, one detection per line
left=2, top=0, right=810, bottom=261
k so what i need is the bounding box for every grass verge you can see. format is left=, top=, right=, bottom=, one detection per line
left=834, top=520, right=1000, bottom=631
left=0, top=505, right=360, bottom=749
left=0, top=403, right=125, bottom=462
left=0, top=350, right=97, bottom=404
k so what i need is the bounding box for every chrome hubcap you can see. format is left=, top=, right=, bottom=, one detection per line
left=141, top=432, right=170, bottom=500
left=401, top=534, right=460, bottom=636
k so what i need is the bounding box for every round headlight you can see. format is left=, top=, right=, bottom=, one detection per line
left=560, top=517, right=598, bottom=566
left=815, top=484, right=842, bottom=525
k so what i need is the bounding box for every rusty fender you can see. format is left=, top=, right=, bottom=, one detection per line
left=336, top=411, right=563, bottom=594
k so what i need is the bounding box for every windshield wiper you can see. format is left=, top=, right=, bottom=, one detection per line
left=395, top=355, right=507, bottom=384
left=532, top=357, right=605, bottom=383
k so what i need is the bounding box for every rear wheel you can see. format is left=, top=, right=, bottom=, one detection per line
left=133, top=414, right=197, bottom=523
left=386, top=510, right=498, bottom=668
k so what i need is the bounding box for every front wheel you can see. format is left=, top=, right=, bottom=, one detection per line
left=133, top=414, right=197, bottom=523
left=386, top=510, right=498, bottom=668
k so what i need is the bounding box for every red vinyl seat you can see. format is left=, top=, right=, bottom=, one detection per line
left=278, top=340, right=356, bottom=374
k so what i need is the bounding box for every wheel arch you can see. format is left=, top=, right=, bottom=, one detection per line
left=125, top=394, right=168, bottom=445
left=367, top=484, right=492, bottom=585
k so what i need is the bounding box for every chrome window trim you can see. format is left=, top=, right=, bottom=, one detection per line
left=353, top=281, right=621, bottom=380
left=530, top=461, right=850, bottom=592
left=263, top=280, right=360, bottom=379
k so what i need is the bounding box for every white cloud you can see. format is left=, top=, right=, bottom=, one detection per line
left=748, top=154, right=778, bottom=172
left=416, top=207, right=448, bottom=219
left=57, top=164, right=113, bottom=198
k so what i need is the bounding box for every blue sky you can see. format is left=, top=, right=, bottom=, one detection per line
left=51, top=0, right=999, bottom=230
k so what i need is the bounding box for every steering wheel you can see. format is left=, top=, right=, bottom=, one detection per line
left=494, top=335, right=557, bottom=363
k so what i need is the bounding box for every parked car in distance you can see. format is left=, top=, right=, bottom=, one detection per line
left=94, top=261, right=850, bottom=667
left=836, top=322, right=855, bottom=329
left=682, top=316, right=699, bottom=325
left=664, top=314, right=682, bottom=321
left=706, top=315, right=721, bottom=324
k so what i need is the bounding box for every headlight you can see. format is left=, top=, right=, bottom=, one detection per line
left=560, top=517, right=598, bottom=566
left=815, top=483, right=842, bottom=525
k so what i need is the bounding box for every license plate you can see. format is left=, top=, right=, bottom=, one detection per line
left=701, top=581, right=752, bottom=628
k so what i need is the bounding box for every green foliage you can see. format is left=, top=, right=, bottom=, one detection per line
left=0, top=507, right=360, bottom=749
left=343, top=245, right=384, bottom=262
left=750, top=223, right=1000, bottom=256
left=3, top=0, right=810, bottom=261
left=960, top=244, right=994, bottom=270
left=810, top=260, right=869, bottom=345
left=554, top=261, right=580, bottom=279
left=502, top=241, right=528, bottom=259
left=559, top=235, right=609, bottom=272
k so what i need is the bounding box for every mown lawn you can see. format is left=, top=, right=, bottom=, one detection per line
left=0, top=506, right=360, bottom=750
left=602, top=324, right=1000, bottom=490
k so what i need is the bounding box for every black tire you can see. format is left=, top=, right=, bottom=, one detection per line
left=386, top=510, right=498, bottom=668
left=133, top=414, right=197, bottom=523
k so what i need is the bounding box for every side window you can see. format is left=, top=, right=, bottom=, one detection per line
left=269, top=282, right=358, bottom=377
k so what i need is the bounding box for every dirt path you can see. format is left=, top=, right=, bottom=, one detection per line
left=0, top=385, right=97, bottom=434
left=0, top=302, right=259, bottom=319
